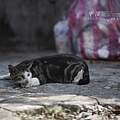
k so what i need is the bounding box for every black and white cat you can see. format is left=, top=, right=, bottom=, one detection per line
left=0, top=54, right=90, bottom=88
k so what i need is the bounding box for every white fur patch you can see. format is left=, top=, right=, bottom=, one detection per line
left=20, top=71, right=32, bottom=87
left=18, top=71, right=32, bottom=84
left=21, top=71, right=40, bottom=87
left=73, top=69, right=84, bottom=83
left=23, top=71, right=32, bottom=80
left=25, top=77, right=40, bottom=87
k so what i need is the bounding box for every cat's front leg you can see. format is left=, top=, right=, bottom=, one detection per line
left=0, top=73, right=10, bottom=80
left=23, top=77, right=40, bottom=88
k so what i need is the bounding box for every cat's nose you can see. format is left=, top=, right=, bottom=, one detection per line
left=25, top=79, right=28, bottom=83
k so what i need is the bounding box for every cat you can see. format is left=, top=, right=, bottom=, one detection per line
left=0, top=54, right=90, bottom=88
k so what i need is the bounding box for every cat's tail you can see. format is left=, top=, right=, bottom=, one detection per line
left=0, top=73, right=10, bottom=80
left=78, top=60, right=90, bottom=85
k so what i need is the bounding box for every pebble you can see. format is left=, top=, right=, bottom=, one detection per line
left=92, top=105, right=103, bottom=112
left=116, top=116, right=120, bottom=120
left=107, top=105, right=113, bottom=110
left=83, top=104, right=92, bottom=110
left=84, top=114, right=102, bottom=120
left=75, top=113, right=82, bottom=119
left=79, top=105, right=85, bottom=111
left=81, top=112, right=91, bottom=118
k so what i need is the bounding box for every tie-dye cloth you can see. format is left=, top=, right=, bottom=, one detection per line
left=69, top=0, right=120, bottom=60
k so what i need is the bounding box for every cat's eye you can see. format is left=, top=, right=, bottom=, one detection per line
left=27, top=73, right=30, bottom=77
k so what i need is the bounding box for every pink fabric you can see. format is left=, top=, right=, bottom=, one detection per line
left=69, top=0, right=120, bottom=60
left=79, top=0, right=87, bottom=58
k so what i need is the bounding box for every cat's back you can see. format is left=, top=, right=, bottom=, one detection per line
left=38, top=54, right=83, bottom=64
left=16, top=54, right=86, bottom=69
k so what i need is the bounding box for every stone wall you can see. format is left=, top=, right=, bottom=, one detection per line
left=0, top=0, right=74, bottom=52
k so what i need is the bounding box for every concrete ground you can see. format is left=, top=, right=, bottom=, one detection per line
left=0, top=51, right=120, bottom=120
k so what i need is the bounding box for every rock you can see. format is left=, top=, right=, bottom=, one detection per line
left=81, top=112, right=91, bottom=118
left=84, top=114, right=102, bottom=120
left=75, top=113, right=83, bottom=119
left=95, top=105, right=104, bottom=112
left=116, top=116, right=120, bottom=120
left=0, top=108, right=20, bottom=120
left=107, top=105, right=114, bottom=110
left=82, top=104, right=92, bottom=110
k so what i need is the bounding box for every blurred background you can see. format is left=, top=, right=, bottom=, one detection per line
left=0, top=0, right=119, bottom=60
left=0, top=0, right=74, bottom=52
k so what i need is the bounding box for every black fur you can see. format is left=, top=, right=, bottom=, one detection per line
left=15, top=54, right=90, bottom=85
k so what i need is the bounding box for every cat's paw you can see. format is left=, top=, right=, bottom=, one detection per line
left=30, top=77, right=40, bottom=86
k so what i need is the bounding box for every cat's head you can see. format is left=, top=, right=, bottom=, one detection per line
left=8, top=63, right=32, bottom=85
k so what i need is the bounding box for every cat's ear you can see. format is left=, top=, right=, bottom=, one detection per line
left=8, top=65, right=17, bottom=74
left=27, top=62, right=33, bottom=71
